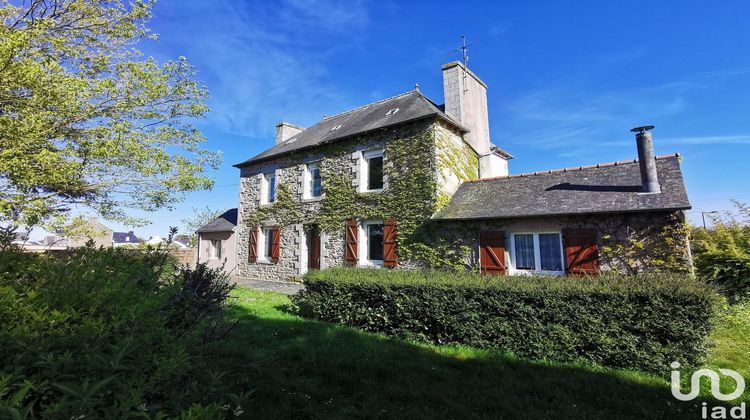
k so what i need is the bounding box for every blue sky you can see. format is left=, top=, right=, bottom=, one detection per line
left=100, top=0, right=750, bottom=238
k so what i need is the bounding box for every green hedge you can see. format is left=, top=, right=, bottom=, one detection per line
left=294, top=268, right=720, bottom=372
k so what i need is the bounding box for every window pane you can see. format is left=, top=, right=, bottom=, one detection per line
left=539, top=233, right=562, bottom=271
left=265, top=230, right=273, bottom=258
left=367, top=156, right=384, bottom=190
left=514, top=234, right=535, bottom=270
left=268, top=176, right=276, bottom=203
left=216, top=240, right=222, bottom=259
left=367, top=223, right=384, bottom=261
left=311, top=168, right=322, bottom=197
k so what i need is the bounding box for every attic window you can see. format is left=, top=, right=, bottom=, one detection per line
left=385, top=108, right=399, bottom=116
left=330, top=124, right=342, bottom=132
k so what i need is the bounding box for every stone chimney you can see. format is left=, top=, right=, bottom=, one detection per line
left=442, top=61, right=507, bottom=177
left=275, top=122, right=304, bottom=144
left=630, top=125, right=661, bottom=193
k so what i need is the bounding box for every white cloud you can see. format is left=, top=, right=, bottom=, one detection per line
left=150, top=0, right=371, bottom=139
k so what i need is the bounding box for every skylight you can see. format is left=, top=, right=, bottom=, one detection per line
left=330, top=124, right=342, bottom=131
left=385, top=108, right=399, bottom=116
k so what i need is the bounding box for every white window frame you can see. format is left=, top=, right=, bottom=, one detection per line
left=260, top=173, right=276, bottom=205
left=256, top=227, right=274, bottom=263
left=509, top=232, right=565, bottom=276
left=209, top=239, right=222, bottom=260
left=358, top=219, right=384, bottom=267
left=359, top=149, right=385, bottom=193
left=303, top=162, right=323, bottom=199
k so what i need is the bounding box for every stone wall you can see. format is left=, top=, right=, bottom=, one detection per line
left=169, top=247, right=198, bottom=267
left=433, top=210, right=691, bottom=273
left=236, top=118, right=445, bottom=281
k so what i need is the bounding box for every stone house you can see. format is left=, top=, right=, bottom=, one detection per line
left=231, top=61, right=691, bottom=281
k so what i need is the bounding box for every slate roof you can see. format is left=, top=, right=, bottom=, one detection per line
left=112, top=231, right=139, bottom=244
left=196, top=208, right=238, bottom=233
left=234, top=89, right=467, bottom=167
left=433, top=154, right=691, bottom=220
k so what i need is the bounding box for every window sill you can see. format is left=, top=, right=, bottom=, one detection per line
left=302, top=196, right=324, bottom=203
left=359, top=188, right=384, bottom=194
left=255, top=258, right=276, bottom=265
left=358, top=260, right=384, bottom=268
left=259, top=202, right=275, bottom=208
left=511, top=269, right=565, bottom=276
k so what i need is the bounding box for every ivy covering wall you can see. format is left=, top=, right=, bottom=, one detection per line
left=242, top=118, right=479, bottom=271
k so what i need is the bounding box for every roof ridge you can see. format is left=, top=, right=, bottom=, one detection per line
left=465, top=153, right=681, bottom=183
left=321, top=89, right=418, bottom=121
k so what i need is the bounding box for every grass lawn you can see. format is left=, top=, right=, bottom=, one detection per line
left=210, top=288, right=750, bottom=419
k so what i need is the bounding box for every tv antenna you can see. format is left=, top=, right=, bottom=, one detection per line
left=447, top=35, right=474, bottom=69
left=446, top=35, right=476, bottom=93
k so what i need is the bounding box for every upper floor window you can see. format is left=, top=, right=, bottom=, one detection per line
left=260, top=173, right=276, bottom=204
left=361, top=149, right=384, bottom=192
left=305, top=163, right=323, bottom=199
left=510, top=232, right=564, bottom=275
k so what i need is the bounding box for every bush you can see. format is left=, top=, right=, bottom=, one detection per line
left=0, top=240, right=238, bottom=418
left=692, top=201, right=750, bottom=301
left=294, top=268, right=720, bottom=372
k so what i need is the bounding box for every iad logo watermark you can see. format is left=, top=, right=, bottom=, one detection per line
left=671, top=361, right=746, bottom=419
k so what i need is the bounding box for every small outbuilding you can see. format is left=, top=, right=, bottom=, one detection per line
left=196, top=208, right=238, bottom=274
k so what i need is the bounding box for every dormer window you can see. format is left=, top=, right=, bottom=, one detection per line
left=360, top=149, right=384, bottom=192
left=260, top=173, right=276, bottom=205
left=304, top=162, right=323, bottom=199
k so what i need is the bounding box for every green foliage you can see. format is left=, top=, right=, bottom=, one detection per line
left=0, top=239, right=238, bottom=417
left=246, top=121, right=472, bottom=270
left=692, top=201, right=750, bottom=301
left=600, top=215, right=692, bottom=274
left=295, top=268, right=719, bottom=372
left=246, top=183, right=303, bottom=228
left=0, top=0, right=220, bottom=229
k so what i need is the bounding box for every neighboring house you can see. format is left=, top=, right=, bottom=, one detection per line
left=232, top=61, right=691, bottom=281
left=174, top=235, right=192, bottom=248
left=112, top=231, right=139, bottom=247
left=67, top=218, right=113, bottom=248
left=196, top=209, right=238, bottom=273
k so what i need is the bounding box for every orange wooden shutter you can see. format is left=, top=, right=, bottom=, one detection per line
left=479, top=231, right=506, bottom=275
left=383, top=218, right=398, bottom=268
left=563, top=228, right=600, bottom=276
left=271, top=225, right=281, bottom=263
left=345, top=219, right=358, bottom=266
left=248, top=226, right=258, bottom=263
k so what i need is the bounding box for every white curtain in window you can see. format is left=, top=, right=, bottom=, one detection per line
left=539, top=233, right=562, bottom=271
left=514, top=234, right=535, bottom=270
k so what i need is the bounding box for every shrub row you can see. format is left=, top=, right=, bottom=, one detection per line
left=294, top=268, right=720, bottom=372
left=0, top=242, right=237, bottom=418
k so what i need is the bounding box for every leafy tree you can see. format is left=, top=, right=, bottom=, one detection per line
left=0, top=0, right=220, bottom=231
left=181, top=206, right=226, bottom=247
left=692, top=200, right=750, bottom=301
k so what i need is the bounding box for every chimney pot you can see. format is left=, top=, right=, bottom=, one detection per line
left=631, top=125, right=661, bottom=193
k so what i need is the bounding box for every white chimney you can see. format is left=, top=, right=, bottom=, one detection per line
left=442, top=61, right=507, bottom=177
left=275, top=122, right=304, bottom=144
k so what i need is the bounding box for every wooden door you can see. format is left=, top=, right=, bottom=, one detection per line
left=309, top=227, right=321, bottom=270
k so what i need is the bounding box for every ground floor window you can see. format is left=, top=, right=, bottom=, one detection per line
left=359, top=220, right=384, bottom=266
left=210, top=239, right=222, bottom=259
left=256, top=227, right=274, bottom=261
left=510, top=232, right=564, bottom=275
